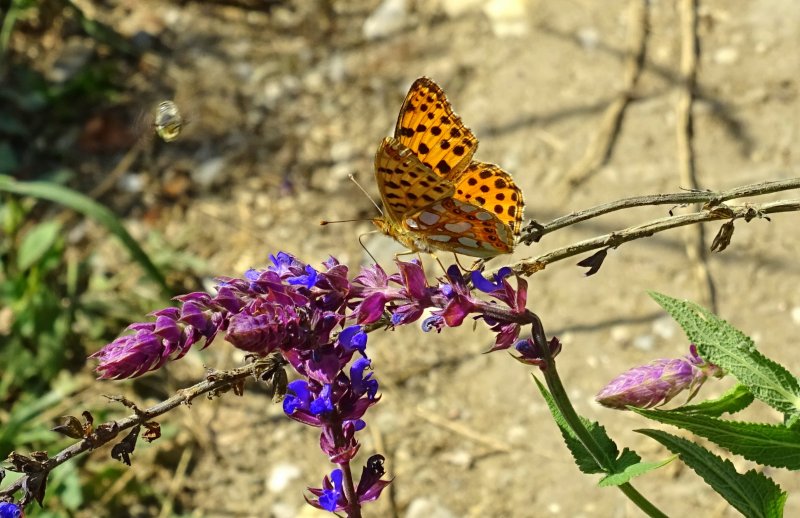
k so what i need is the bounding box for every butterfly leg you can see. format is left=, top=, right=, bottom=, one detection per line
left=469, top=258, right=487, bottom=272
left=452, top=253, right=472, bottom=272
left=358, top=232, right=379, bottom=265
left=393, top=250, right=418, bottom=264
left=431, top=254, right=448, bottom=275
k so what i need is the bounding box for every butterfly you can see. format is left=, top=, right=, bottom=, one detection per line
left=372, top=77, right=524, bottom=259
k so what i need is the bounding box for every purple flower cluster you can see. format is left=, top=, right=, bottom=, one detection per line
left=351, top=262, right=529, bottom=352
left=91, top=252, right=533, bottom=514
left=595, top=345, right=724, bottom=409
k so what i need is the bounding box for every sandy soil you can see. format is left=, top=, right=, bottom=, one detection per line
left=49, top=0, right=800, bottom=516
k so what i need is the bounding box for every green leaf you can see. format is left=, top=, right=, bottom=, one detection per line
left=634, top=408, right=800, bottom=469
left=674, top=384, right=755, bottom=417
left=598, top=455, right=676, bottom=487
left=17, top=220, right=62, bottom=271
left=649, top=292, right=800, bottom=416
left=533, top=376, right=636, bottom=474
left=638, top=429, right=786, bottom=518
left=0, top=174, right=170, bottom=296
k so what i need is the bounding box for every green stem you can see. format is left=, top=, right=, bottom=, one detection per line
left=530, top=314, right=668, bottom=518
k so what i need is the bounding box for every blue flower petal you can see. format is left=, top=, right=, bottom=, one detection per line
left=310, top=384, right=334, bottom=415
left=319, top=469, right=344, bottom=511
left=287, top=264, right=319, bottom=288
left=471, top=269, right=501, bottom=293
left=339, top=325, right=368, bottom=352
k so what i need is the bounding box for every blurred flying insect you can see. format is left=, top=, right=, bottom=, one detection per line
left=153, top=100, right=185, bottom=142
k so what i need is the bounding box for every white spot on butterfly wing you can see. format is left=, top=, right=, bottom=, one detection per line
left=429, top=234, right=452, bottom=242
left=476, top=211, right=494, bottom=221
left=454, top=200, right=479, bottom=213
left=417, top=211, right=440, bottom=226
left=458, top=237, right=479, bottom=248
left=444, top=221, right=471, bottom=233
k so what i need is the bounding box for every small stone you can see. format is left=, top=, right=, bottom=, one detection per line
left=441, top=0, right=483, bottom=17
left=547, top=502, right=562, bottom=514
left=405, top=497, right=458, bottom=518
left=633, top=334, right=655, bottom=351
left=713, top=47, right=739, bottom=65
left=576, top=27, right=600, bottom=49
left=652, top=317, right=677, bottom=340
left=266, top=463, right=302, bottom=493
left=610, top=325, right=631, bottom=345
left=363, top=0, right=408, bottom=41
left=193, top=157, right=227, bottom=188
left=442, top=449, right=473, bottom=468
left=484, top=0, right=528, bottom=37
left=791, top=307, right=800, bottom=325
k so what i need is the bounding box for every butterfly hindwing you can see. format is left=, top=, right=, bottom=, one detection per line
left=394, top=77, right=478, bottom=179
left=406, top=197, right=514, bottom=258
left=451, top=161, right=524, bottom=236
left=374, top=137, right=455, bottom=225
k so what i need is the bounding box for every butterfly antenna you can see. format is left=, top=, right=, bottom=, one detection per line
left=358, top=231, right=380, bottom=264
left=349, top=173, right=383, bottom=215
left=320, top=217, right=374, bottom=225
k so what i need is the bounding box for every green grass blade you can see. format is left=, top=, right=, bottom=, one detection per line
left=0, top=174, right=171, bottom=296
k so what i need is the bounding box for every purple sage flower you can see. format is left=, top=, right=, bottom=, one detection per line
left=307, top=455, right=390, bottom=512
left=596, top=345, right=724, bottom=409
left=92, top=252, right=537, bottom=514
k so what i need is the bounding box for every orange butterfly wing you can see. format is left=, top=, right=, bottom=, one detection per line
left=451, top=162, right=524, bottom=236
left=374, top=137, right=454, bottom=226
left=394, top=77, right=478, bottom=179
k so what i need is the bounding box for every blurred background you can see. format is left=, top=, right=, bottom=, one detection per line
left=1, top=0, right=799, bottom=516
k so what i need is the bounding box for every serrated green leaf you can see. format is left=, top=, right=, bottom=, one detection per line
left=638, top=429, right=786, bottom=518
left=599, top=455, right=676, bottom=487
left=649, top=292, right=800, bottom=416
left=0, top=174, right=170, bottom=296
left=17, top=220, right=62, bottom=271
left=533, top=376, right=635, bottom=474
left=634, top=408, right=800, bottom=469
left=674, top=384, right=754, bottom=417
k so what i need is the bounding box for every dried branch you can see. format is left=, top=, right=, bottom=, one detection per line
left=520, top=177, right=800, bottom=244
left=513, top=198, right=800, bottom=276
left=0, top=360, right=274, bottom=502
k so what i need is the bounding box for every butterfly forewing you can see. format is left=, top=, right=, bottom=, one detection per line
left=374, top=137, right=455, bottom=225
left=394, top=78, right=478, bottom=179
left=452, top=161, right=524, bottom=235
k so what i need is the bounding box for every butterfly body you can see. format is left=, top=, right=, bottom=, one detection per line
left=372, top=77, right=524, bottom=258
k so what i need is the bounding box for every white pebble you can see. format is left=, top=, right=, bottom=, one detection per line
left=713, top=47, right=739, bottom=65
left=266, top=463, right=302, bottom=493
left=363, top=0, right=408, bottom=41
left=633, top=334, right=655, bottom=351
